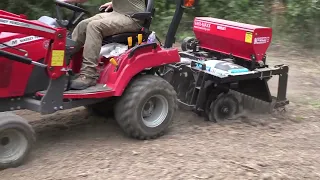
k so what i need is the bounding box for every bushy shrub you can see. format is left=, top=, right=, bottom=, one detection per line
left=1, top=0, right=319, bottom=48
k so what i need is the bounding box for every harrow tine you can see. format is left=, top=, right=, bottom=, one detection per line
left=229, top=90, right=275, bottom=115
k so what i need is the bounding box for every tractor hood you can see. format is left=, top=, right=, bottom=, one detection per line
left=0, top=19, right=48, bottom=49
left=0, top=32, right=44, bottom=49
left=0, top=10, right=52, bottom=49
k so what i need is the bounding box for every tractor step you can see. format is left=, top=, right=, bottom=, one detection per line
left=64, top=84, right=111, bottom=94
left=36, top=84, right=114, bottom=99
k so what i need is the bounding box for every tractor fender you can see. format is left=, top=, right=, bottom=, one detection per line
left=99, top=45, right=180, bottom=96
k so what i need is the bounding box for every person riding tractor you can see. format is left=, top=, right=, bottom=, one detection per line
left=64, top=0, right=146, bottom=90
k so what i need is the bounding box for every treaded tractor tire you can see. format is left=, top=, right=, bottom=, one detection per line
left=114, top=75, right=177, bottom=140
left=181, top=37, right=195, bottom=51
left=0, top=113, right=35, bottom=170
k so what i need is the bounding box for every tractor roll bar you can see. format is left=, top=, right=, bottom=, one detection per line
left=164, top=0, right=199, bottom=48
left=0, top=50, right=47, bottom=68
left=164, top=0, right=184, bottom=48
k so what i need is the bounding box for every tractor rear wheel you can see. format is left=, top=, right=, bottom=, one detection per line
left=0, top=113, right=35, bottom=169
left=114, top=75, right=177, bottom=140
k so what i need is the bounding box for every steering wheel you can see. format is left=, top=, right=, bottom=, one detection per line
left=54, top=0, right=90, bottom=30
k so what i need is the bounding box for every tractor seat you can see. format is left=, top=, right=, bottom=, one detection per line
left=102, top=31, right=146, bottom=45
left=102, top=0, right=154, bottom=45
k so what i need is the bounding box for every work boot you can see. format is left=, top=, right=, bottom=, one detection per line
left=70, top=74, right=97, bottom=90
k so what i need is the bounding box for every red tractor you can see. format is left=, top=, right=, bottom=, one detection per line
left=0, top=0, right=194, bottom=169
left=0, top=0, right=289, bottom=170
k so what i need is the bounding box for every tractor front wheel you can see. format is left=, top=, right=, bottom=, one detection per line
left=115, top=75, right=177, bottom=140
left=0, top=113, right=35, bottom=169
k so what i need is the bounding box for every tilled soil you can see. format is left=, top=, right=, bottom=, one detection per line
left=1, top=51, right=320, bottom=180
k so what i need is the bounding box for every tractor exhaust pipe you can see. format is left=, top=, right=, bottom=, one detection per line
left=164, top=0, right=199, bottom=48
left=164, top=0, right=185, bottom=48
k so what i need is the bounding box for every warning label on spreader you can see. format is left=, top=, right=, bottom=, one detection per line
left=245, top=32, right=253, bottom=44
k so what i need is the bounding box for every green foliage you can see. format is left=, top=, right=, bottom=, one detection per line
left=1, top=0, right=319, bottom=49
left=152, top=0, right=320, bottom=49
left=284, top=0, right=320, bottom=48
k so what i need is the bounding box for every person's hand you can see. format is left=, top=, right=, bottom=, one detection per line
left=100, top=2, right=112, bottom=12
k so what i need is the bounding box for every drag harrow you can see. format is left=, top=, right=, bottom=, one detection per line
left=165, top=55, right=289, bottom=122
left=163, top=17, right=289, bottom=122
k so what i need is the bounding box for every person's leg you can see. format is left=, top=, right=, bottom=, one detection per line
left=71, top=14, right=104, bottom=51
left=71, top=11, right=142, bottom=90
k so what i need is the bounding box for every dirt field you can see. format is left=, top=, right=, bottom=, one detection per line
left=1, top=49, right=320, bottom=180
